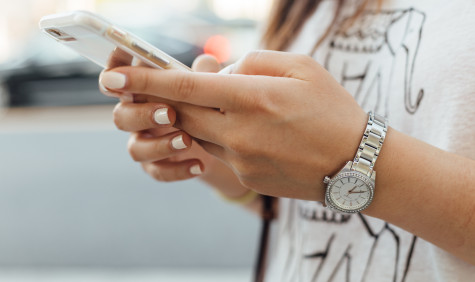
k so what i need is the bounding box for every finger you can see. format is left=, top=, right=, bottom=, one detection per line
left=142, top=160, right=203, bottom=182
left=99, top=81, right=121, bottom=98
left=142, top=127, right=179, bottom=138
left=121, top=56, right=218, bottom=104
left=127, top=58, right=174, bottom=105
left=99, top=73, right=135, bottom=102
left=100, top=48, right=134, bottom=98
left=128, top=131, right=192, bottom=162
left=114, top=54, right=156, bottom=103
left=132, top=93, right=179, bottom=106
left=195, top=139, right=227, bottom=162
left=233, top=50, right=315, bottom=79
left=123, top=94, right=230, bottom=147
left=114, top=95, right=227, bottom=146
left=99, top=66, right=261, bottom=109
left=173, top=102, right=228, bottom=145
left=134, top=58, right=151, bottom=67
left=113, top=102, right=176, bottom=132
left=107, top=47, right=133, bottom=69
left=192, top=54, right=220, bottom=73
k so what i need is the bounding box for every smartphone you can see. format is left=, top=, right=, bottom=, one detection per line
left=39, top=10, right=191, bottom=71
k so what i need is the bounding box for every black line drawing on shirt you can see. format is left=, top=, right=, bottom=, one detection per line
left=356, top=214, right=417, bottom=282
left=304, top=234, right=336, bottom=281
left=323, top=8, right=426, bottom=115
left=296, top=201, right=417, bottom=282
left=327, top=244, right=352, bottom=282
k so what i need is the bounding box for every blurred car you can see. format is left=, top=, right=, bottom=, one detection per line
left=0, top=29, right=203, bottom=108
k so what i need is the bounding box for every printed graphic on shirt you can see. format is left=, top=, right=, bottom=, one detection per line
left=323, top=8, right=426, bottom=116
left=282, top=201, right=418, bottom=282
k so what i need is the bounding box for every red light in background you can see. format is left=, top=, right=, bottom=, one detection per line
left=203, top=35, right=231, bottom=63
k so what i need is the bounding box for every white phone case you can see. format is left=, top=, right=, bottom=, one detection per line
left=39, top=10, right=191, bottom=71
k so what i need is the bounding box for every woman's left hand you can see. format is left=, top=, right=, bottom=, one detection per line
left=100, top=50, right=367, bottom=201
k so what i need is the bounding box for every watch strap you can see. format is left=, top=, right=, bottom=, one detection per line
left=351, top=111, right=388, bottom=176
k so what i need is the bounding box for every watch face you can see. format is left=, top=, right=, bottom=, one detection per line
left=326, top=172, right=374, bottom=213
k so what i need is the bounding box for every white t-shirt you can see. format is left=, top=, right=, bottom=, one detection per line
left=264, top=0, right=475, bottom=281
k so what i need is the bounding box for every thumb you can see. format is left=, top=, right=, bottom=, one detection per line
left=192, top=54, right=221, bottom=73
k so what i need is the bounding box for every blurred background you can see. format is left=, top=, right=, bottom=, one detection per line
left=0, top=0, right=272, bottom=281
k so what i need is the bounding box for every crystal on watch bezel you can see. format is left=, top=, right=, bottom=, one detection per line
left=325, top=171, right=375, bottom=214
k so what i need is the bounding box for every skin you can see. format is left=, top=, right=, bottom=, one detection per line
left=101, top=54, right=264, bottom=214
left=99, top=51, right=475, bottom=265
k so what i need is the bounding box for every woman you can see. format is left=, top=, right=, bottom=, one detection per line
left=99, top=0, right=475, bottom=281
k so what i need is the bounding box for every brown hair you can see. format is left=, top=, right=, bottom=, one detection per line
left=262, top=0, right=382, bottom=52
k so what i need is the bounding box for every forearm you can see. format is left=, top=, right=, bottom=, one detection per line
left=364, top=128, right=475, bottom=264
left=199, top=160, right=264, bottom=216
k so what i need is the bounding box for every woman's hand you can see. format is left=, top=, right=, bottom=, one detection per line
left=99, top=55, right=222, bottom=182
left=98, top=50, right=475, bottom=263
left=100, top=54, right=263, bottom=214
left=99, top=50, right=368, bottom=201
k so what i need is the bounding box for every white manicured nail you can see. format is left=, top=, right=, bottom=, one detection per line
left=100, top=72, right=126, bottom=89
left=171, top=135, right=187, bottom=150
left=153, top=108, right=170, bottom=124
left=99, top=82, right=119, bottom=97
left=190, top=164, right=202, bottom=175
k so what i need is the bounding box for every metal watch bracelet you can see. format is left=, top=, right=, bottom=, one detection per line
left=351, top=111, right=388, bottom=176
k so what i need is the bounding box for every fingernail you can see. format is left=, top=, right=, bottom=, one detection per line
left=121, top=93, right=134, bottom=103
left=171, top=135, right=187, bottom=150
left=190, top=164, right=202, bottom=175
left=153, top=108, right=170, bottom=125
left=99, top=83, right=120, bottom=98
left=100, top=71, right=126, bottom=89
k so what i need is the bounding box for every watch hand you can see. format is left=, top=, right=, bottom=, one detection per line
left=349, top=190, right=366, bottom=194
left=348, top=186, right=358, bottom=193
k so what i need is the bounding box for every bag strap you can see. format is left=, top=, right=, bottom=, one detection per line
left=254, top=195, right=275, bottom=282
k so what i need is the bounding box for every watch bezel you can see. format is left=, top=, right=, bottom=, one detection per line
left=325, top=171, right=375, bottom=214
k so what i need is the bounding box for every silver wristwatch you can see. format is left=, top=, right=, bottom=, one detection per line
left=323, top=111, right=388, bottom=214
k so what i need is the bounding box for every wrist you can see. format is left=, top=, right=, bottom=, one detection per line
left=217, top=189, right=260, bottom=205
left=323, top=111, right=388, bottom=214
